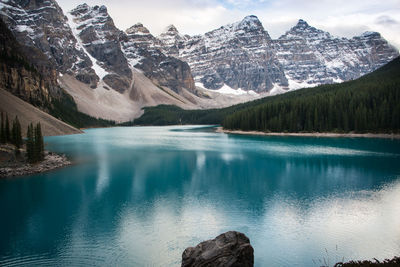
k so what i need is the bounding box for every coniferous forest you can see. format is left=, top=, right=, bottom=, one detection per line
left=222, top=57, right=400, bottom=133
left=131, top=57, right=400, bottom=133
left=1, top=111, right=45, bottom=162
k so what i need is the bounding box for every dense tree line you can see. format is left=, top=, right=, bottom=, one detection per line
left=26, top=123, right=44, bottom=163
left=1, top=111, right=45, bottom=162
left=1, top=112, right=22, bottom=149
left=127, top=105, right=227, bottom=126
left=223, top=57, right=400, bottom=133
left=130, top=57, right=400, bottom=134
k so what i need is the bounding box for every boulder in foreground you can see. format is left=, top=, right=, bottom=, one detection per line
left=182, top=231, right=254, bottom=267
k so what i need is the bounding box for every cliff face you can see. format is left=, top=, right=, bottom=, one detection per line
left=158, top=16, right=288, bottom=93
left=0, top=0, right=197, bottom=110
left=0, top=0, right=98, bottom=88
left=274, top=19, right=400, bottom=89
left=121, top=23, right=195, bottom=93
left=68, top=4, right=132, bottom=93
left=0, top=18, right=54, bottom=108
left=157, top=17, right=399, bottom=93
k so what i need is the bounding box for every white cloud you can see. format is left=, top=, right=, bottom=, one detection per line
left=58, top=0, right=400, bottom=49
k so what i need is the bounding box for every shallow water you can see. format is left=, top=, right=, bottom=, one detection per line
left=1, top=126, right=399, bottom=266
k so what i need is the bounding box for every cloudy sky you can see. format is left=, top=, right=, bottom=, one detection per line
left=58, top=0, right=400, bottom=49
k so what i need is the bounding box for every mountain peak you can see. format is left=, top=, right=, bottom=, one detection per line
left=94, top=5, right=108, bottom=14
left=164, top=24, right=179, bottom=33
left=361, top=31, right=380, bottom=38
left=126, top=23, right=150, bottom=35
left=281, top=18, right=330, bottom=39
left=72, top=3, right=90, bottom=12
left=71, top=3, right=108, bottom=16
left=243, top=15, right=260, bottom=22
left=237, top=15, right=263, bottom=31
left=293, top=19, right=312, bottom=30
left=297, top=19, right=309, bottom=27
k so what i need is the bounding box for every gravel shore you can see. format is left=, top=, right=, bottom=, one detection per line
left=0, top=146, right=71, bottom=178
left=216, top=127, right=400, bottom=139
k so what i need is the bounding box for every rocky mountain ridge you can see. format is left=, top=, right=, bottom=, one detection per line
left=157, top=16, right=398, bottom=92
left=0, top=0, right=398, bottom=122
left=161, top=15, right=288, bottom=93
left=274, top=19, right=399, bottom=89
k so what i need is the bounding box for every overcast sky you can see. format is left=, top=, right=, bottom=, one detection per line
left=58, top=0, right=400, bottom=49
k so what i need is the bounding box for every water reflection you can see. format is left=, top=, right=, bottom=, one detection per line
left=0, top=126, right=399, bottom=266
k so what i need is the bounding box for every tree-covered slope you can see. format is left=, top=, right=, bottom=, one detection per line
left=132, top=56, right=400, bottom=134
left=222, top=56, right=400, bottom=133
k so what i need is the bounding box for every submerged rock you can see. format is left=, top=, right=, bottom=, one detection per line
left=182, top=231, right=254, bottom=267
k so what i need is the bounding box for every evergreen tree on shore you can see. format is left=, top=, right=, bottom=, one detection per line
left=26, top=122, right=45, bottom=163
left=5, top=113, right=10, bottom=143
left=26, top=123, right=34, bottom=163
left=11, top=116, right=22, bottom=150
left=34, top=123, right=44, bottom=161
left=0, top=112, right=4, bottom=144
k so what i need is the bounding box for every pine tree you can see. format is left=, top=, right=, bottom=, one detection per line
left=11, top=116, right=22, bottom=150
left=5, top=113, right=10, bottom=143
left=26, top=123, right=35, bottom=163
left=11, top=118, right=16, bottom=145
left=0, top=112, right=4, bottom=144
left=34, top=122, right=44, bottom=161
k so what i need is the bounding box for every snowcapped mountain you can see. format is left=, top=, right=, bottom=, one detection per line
left=158, top=15, right=288, bottom=93
left=68, top=3, right=132, bottom=93
left=0, top=1, right=208, bottom=122
left=0, top=0, right=98, bottom=87
left=120, top=22, right=195, bottom=94
left=274, top=19, right=399, bottom=89
left=0, top=0, right=398, bottom=122
left=157, top=17, right=398, bottom=92
left=0, top=0, right=196, bottom=96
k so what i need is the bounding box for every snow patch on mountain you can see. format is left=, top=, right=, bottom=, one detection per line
left=66, top=12, right=109, bottom=80
left=196, top=82, right=258, bottom=96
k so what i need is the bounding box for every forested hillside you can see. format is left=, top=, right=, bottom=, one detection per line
left=132, top=57, right=400, bottom=133
left=223, top=57, right=400, bottom=133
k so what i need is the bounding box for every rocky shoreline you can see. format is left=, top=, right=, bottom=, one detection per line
left=0, top=144, right=71, bottom=178
left=216, top=127, right=400, bottom=139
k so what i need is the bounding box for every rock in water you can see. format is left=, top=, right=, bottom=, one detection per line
left=181, top=231, right=254, bottom=267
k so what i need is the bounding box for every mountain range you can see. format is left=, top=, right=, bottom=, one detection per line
left=0, top=0, right=398, bottom=123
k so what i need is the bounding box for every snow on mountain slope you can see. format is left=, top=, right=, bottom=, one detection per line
left=158, top=15, right=288, bottom=93
left=0, top=0, right=98, bottom=87
left=68, top=4, right=132, bottom=93
left=158, top=17, right=398, bottom=93
left=1, top=0, right=399, bottom=122
left=120, top=22, right=195, bottom=94
left=274, top=19, right=399, bottom=88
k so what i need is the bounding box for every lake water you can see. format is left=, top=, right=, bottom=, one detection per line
left=1, top=126, right=399, bottom=266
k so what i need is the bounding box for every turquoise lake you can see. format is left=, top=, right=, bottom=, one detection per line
left=1, top=126, right=400, bottom=266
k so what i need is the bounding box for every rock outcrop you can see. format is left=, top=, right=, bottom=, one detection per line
left=68, top=4, right=132, bottom=92
left=0, top=0, right=98, bottom=87
left=0, top=17, right=57, bottom=107
left=181, top=231, right=254, bottom=267
left=121, top=22, right=195, bottom=94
